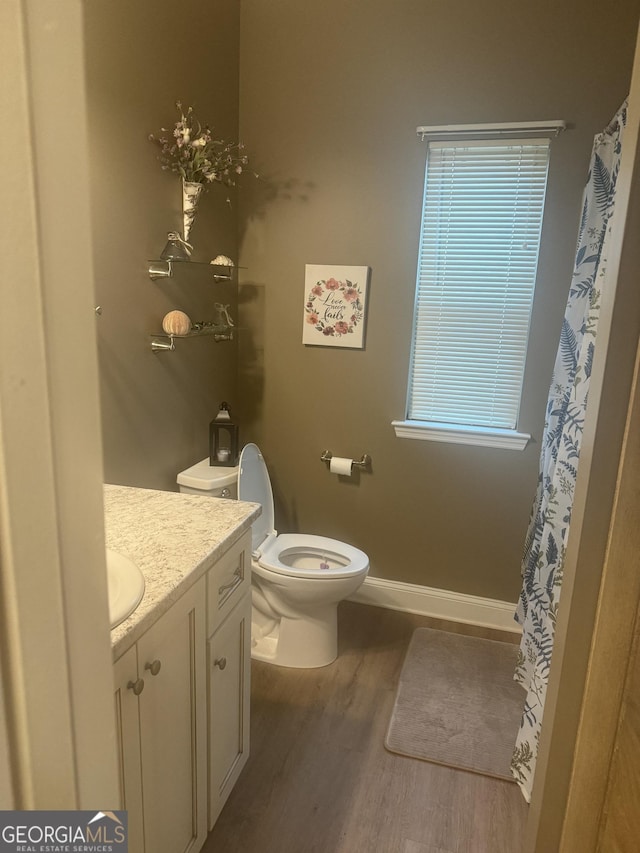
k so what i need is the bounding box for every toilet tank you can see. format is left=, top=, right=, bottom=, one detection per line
left=177, top=458, right=239, bottom=499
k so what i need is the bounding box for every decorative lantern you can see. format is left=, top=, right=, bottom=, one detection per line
left=209, top=402, right=239, bottom=467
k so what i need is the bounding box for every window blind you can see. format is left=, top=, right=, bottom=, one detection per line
left=407, top=139, right=550, bottom=430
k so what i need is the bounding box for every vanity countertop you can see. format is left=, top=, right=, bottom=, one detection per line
left=105, top=484, right=261, bottom=659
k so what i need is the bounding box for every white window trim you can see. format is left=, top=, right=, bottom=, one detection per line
left=416, top=120, right=566, bottom=142
left=392, top=419, right=530, bottom=451
left=394, top=121, right=564, bottom=451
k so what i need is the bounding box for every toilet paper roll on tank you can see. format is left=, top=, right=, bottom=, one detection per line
left=329, top=456, right=354, bottom=476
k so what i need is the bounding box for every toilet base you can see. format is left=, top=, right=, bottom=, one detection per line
left=251, top=604, right=338, bottom=668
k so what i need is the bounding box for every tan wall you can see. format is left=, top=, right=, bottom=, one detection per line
left=84, top=0, right=241, bottom=491
left=237, top=0, right=640, bottom=601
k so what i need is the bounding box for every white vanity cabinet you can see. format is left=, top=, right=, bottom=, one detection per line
left=112, top=529, right=253, bottom=853
left=113, top=579, right=207, bottom=853
left=206, top=531, right=252, bottom=828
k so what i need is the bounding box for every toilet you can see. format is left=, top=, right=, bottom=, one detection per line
left=177, top=444, right=369, bottom=668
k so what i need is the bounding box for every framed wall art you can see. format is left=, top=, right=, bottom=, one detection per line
left=302, top=264, right=370, bottom=349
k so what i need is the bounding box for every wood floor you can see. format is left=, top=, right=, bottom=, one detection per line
left=202, top=601, right=528, bottom=853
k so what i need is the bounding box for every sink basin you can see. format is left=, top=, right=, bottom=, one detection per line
left=107, top=549, right=145, bottom=629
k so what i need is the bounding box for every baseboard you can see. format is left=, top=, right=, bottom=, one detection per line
left=348, top=576, right=521, bottom=634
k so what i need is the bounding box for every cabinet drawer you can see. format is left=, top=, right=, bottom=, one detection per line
left=207, top=531, right=251, bottom=632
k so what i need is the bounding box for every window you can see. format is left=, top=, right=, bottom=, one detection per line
left=394, top=124, right=559, bottom=450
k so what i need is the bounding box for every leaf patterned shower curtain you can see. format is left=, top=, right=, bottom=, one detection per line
left=511, top=102, right=627, bottom=802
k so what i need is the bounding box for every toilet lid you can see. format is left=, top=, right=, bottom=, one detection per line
left=238, top=443, right=275, bottom=553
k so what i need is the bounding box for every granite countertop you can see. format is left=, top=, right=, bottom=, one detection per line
left=105, top=484, right=261, bottom=659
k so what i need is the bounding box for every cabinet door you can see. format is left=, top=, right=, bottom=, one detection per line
left=113, top=645, right=145, bottom=853
left=208, top=591, right=251, bottom=829
left=137, top=580, right=206, bottom=853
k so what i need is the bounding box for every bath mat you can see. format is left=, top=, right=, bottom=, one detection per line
left=385, top=628, right=523, bottom=781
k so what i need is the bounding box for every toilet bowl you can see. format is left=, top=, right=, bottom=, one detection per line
left=177, top=444, right=369, bottom=668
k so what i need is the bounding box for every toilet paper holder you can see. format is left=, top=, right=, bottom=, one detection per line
left=320, top=450, right=372, bottom=469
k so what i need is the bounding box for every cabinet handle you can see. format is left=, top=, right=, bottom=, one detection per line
left=127, top=678, right=145, bottom=695
left=214, top=657, right=227, bottom=670
left=144, top=659, right=162, bottom=676
left=218, top=567, right=242, bottom=596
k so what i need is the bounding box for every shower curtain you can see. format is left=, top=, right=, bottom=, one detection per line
left=511, top=102, right=627, bottom=802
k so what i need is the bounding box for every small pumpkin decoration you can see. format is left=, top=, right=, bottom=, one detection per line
left=162, top=310, right=192, bottom=336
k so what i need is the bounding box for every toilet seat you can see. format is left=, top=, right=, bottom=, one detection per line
left=238, top=444, right=369, bottom=580
left=258, top=533, right=369, bottom=579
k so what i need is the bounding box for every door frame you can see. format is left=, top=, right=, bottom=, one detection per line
left=0, top=0, right=119, bottom=808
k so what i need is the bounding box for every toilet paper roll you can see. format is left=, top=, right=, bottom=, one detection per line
left=329, top=456, right=354, bottom=476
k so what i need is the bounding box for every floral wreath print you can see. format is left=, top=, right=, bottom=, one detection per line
left=304, top=277, right=364, bottom=338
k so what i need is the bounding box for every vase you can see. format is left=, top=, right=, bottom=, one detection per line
left=182, top=180, right=204, bottom=242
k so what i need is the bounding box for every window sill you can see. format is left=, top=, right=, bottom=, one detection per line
left=391, top=420, right=530, bottom=451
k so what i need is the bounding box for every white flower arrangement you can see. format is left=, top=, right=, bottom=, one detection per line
left=149, top=101, right=249, bottom=187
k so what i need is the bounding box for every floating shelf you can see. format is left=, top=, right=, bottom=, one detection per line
left=148, top=260, right=239, bottom=281
left=150, top=323, right=234, bottom=352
